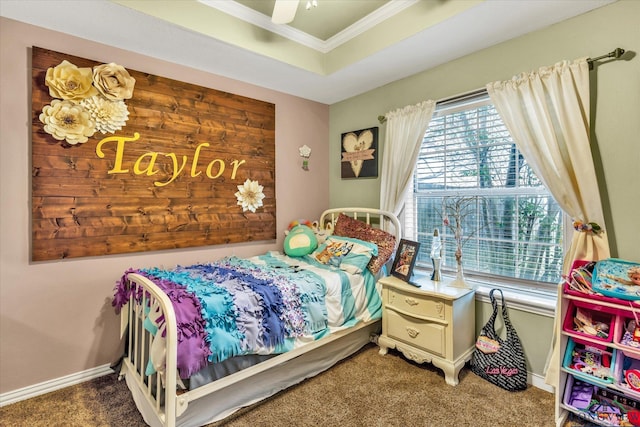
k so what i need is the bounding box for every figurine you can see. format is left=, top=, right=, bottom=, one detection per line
left=430, top=228, right=442, bottom=281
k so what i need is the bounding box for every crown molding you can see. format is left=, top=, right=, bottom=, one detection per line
left=324, top=0, right=418, bottom=52
left=198, top=0, right=418, bottom=53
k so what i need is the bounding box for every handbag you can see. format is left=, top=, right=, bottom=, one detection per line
left=471, top=288, right=528, bottom=391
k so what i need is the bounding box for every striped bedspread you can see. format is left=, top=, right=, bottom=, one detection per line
left=113, top=251, right=381, bottom=379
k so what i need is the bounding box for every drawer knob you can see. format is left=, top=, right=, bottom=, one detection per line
left=406, top=327, right=420, bottom=338
left=405, top=297, right=419, bottom=306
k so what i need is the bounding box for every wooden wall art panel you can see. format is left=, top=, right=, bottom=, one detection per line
left=31, top=47, right=276, bottom=261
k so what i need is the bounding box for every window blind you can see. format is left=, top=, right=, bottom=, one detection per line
left=405, top=92, right=563, bottom=285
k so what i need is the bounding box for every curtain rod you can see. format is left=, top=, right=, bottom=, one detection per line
left=587, top=47, right=625, bottom=69
left=377, top=47, right=626, bottom=123
left=376, top=89, right=486, bottom=124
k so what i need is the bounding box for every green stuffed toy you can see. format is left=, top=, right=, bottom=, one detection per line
left=284, top=220, right=318, bottom=257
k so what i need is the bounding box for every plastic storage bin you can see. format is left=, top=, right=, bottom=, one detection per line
left=563, top=374, right=640, bottom=425
left=592, top=258, right=640, bottom=302
left=614, top=311, right=640, bottom=359
left=615, top=351, right=640, bottom=398
left=563, top=337, right=615, bottom=387
left=563, top=259, right=640, bottom=306
left=563, top=300, right=616, bottom=343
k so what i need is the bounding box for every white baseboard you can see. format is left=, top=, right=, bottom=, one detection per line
left=530, top=371, right=554, bottom=393
left=0, top=364, right=114, bottom=407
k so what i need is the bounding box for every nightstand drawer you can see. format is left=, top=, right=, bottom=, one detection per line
left=386, top=310, right=446, bottom=357
left=387, top=287, right=446, bottom=321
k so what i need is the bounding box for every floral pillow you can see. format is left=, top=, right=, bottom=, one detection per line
left=333, top=213, right=397, bottom=275
left=310, top=236, right=378, bottom=275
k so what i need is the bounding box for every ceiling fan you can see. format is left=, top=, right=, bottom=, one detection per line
left=272, top=0, right=317, bottom=24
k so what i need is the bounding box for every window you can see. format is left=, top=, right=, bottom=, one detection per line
left=404, top=91, right=565, bottom=290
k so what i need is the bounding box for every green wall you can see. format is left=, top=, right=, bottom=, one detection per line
left=329, top=0, right=640, bottom=378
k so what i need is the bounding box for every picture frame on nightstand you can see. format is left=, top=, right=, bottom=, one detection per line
left=391, top=239, right=420, bottom=282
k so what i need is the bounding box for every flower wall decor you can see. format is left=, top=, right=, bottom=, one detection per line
left=40, top=99, right=96, bottom=145
left=31, top=47, right=276, bottom=261
left=235, top=179, right=265, bottom=213
left=299, top=144, right=311, bottom=171
left=39, top=59, right=135, bottom=145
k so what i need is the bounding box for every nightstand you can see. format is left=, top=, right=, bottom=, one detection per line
left=377, top=275, right=476, bottom=386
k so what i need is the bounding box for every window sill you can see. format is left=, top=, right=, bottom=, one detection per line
left=413, top=270, right=558, bottom=318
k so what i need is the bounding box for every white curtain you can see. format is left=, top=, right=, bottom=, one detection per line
left=486, top=58, right=611, bottom=389
left=379, top=100, right=436, bottom=218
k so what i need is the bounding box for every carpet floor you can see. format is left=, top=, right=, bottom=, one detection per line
left=0, top=344, right=556, bottom=426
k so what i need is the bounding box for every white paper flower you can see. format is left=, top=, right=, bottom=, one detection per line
left=235, top=179, right=265, bottom=213
left=299, top=144, right=311, bottom=158
left=39, top=99, right=96, bottom=145
left=80, top=96, right=130, bottom=134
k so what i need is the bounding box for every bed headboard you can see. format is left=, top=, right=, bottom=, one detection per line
left=319, top=207, right=401, bottom=242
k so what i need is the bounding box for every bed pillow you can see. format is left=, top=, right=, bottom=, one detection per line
left=310, top=235, right=378, bottom=275
left=333, top=213, right=397, bottom=274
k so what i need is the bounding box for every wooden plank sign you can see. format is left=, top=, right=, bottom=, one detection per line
left=31, top=47, right=276, bottom=261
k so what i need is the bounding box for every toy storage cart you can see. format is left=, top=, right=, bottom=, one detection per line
left=555, top=260, right=640, bottom=426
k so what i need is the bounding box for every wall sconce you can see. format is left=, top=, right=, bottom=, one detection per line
left=299, top=145, right=311, bottom=171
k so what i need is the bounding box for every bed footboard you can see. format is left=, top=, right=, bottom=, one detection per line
left=120, top=272, right=180, bottom=427
left=120, top=271, right=381, bottom=427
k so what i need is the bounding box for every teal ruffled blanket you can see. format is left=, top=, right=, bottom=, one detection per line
left=113, top=252, right=381, bottom=379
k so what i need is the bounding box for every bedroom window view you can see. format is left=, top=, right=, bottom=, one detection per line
left=404, top=92, right=564, bottom=289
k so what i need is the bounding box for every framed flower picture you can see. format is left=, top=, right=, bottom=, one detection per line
left=391, top=239, right=420, bottom=282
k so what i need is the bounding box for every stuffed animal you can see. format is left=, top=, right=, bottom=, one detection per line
left=284, top=219, right=333, bottom=242
left=311, top=220, right=333, bottom=244
left=285, top=219, right=314, bottom=233
left=284, top=222, right=318, bottom=257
